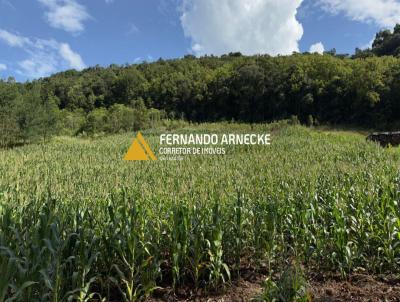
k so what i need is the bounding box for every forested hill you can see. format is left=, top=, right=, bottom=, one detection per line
left=1, top=25, right=400, bottom=147
left=44, top=53, right=400, bottom=125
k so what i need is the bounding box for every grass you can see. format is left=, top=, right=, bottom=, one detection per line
left=0, top=121, right=399, bottom=301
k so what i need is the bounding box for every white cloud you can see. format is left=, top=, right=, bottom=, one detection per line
left=37, top=0, right=90, bottom=33
left=309, top=42, right=325, bottom=54
left=0, top=29, right=29, bottom=47
left=0, top=63, right=7, bottom=71
left=1, top=0, right=16, bottom=10
left=318, top=0, right=400, bottom=27
left=180, top=0, right=304, bottom=56
left=59, top=43, right=86, bottom=70
left=18, top=59, right=57, bottom=78
left=126, top=23, right=140, bottom=35
left=0, top=29, right=86, bottom=78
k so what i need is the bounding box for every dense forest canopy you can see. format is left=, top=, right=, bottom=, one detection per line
left=1, top=25, right=400, bottom=147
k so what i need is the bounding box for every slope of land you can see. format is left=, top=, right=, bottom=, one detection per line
left=0, top=123, right=399, bottom=301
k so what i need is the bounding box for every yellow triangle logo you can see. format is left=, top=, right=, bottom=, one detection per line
left=124, top=132, right=157, bottom=161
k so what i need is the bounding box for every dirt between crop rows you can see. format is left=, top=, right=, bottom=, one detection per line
left=147, top=273, right=400, bottom=302
left=311, top=273, right=400, bottom=302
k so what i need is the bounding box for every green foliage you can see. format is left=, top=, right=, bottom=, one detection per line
left=0, top=80, right=22, bottom=147
left=3, top=25, right=400, bottom=147
left=83, top=108, right=108, bottom=135
left=0, top=110, right=20, bottom=148
left=0, top=123, right=399, bottom=300
left=59, top=109, right=86, bottom=136
left=130, top=99, right=149, bottom=131
left=0, top=83, right=60, bottom=146
left=256, top=263, right=311, bottom=302
left=80, top=103, right=163, bottom=136
left=354, top=24, right=400, bottom=58
left=32, top=45, right=400, bottom=129
left=106, top=104, right=135, bottom=133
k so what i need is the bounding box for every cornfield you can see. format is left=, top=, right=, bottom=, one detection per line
left=0, top=122, right=399, bottom=301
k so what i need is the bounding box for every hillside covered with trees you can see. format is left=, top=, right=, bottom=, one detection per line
left=1, top=25, right=400, bottom=147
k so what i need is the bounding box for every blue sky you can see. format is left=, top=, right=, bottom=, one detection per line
left=0, top=0, right=399, bottom=81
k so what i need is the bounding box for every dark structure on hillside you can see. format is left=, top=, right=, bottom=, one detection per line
left=367, top=132, right=400, bottom=147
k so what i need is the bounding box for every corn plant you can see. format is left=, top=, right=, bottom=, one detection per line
left=0, top=123, right=398, bottom=300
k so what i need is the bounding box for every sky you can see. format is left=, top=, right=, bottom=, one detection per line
left=0, top=0, right=399, bottom=81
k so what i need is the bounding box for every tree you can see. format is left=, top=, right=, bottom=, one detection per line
left=59, top=109, right=86, bottom=135
left=13, top=85, right=60, bottom=143
left=106, top=104, right=135, bottom=133
left=131, top=99, right=149, bottom=130
left=83, top=108, right=108, bottom=135
left=0, top=80, right=21, bottom=147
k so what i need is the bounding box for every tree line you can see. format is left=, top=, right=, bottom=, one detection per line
left=0, top=82, right=165, bottom=147
left=1, top=25, right=400, bottom=147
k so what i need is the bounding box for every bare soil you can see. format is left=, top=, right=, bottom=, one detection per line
left=311, top=273, right=400, bottom=302
left=147, top=273, right=400, bottom=302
